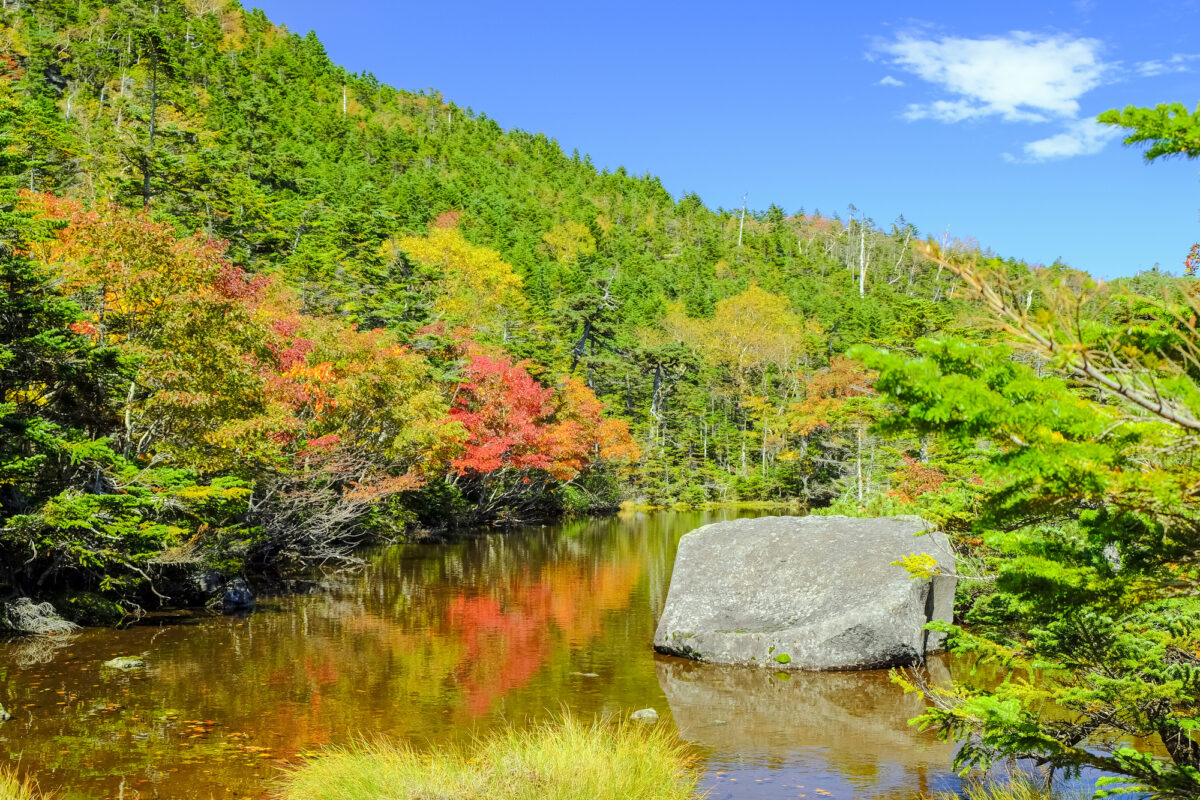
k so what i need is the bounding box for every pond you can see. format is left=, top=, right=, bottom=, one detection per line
left=0, top=509, right=968, bottom=800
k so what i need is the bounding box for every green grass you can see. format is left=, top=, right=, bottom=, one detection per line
left=278, top=715, right=703, bottom=800
left=0, top=770, right=50, bottom=800
left=927, top=776, right=1084, bottom=800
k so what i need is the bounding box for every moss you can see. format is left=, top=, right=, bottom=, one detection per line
left=58, top=592, right=126, bottom=627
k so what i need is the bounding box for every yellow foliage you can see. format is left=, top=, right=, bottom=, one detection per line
left=398, top=228, right=526, bottom=333
left=664, top=287, right=819, bottom=387
left=541, top=220, right=596, bottom=264
left=4, top=382, right=49, bottom=407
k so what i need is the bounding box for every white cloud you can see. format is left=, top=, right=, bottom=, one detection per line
left=878, top=31, right=1108, bottom=123
left=876, top=75, right=905, bottom=87
left=1006, top=119, right=1121, bottom=162
left=1136, top=53, right=1200, bottom=77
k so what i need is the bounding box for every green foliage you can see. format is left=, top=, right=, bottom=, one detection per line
left=0, top=0, right=993, bottom=519
left=864, top=264, right=1200, bottom=797
left=1099, top=102, right=1200, bottom=161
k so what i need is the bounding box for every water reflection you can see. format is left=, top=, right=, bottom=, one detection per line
left=659, top=656, right=958, bottom=799
left=0, top=510, right=961, bottom=799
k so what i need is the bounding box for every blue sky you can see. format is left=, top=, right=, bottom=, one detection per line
left=250, top=0, right=1200, bottom=278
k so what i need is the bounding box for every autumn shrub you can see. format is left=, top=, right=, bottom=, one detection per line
left=278, top=715, right=701, bottom=800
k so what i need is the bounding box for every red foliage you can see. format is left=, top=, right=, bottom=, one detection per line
left=213, top=265, right=270, bottom=303
left=450, top=355, right=557, bottom=475
left=0, top=52, right=22, bottom=81
left=69, top=320, right=98, bottom=337
left=889, top=456, right=949, bottom=503
left=448, top=355, right=640, bottom=481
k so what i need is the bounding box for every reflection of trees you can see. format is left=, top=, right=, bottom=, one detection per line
left=0, top=509, right=784, bottom=799
left=359, top=524, right=646, bottom=717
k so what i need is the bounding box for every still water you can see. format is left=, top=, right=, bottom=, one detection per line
left=0, top=509, right=966, bottom=799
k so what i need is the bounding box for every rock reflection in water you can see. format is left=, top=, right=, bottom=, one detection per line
left=658, top=655, right=958, bottom=799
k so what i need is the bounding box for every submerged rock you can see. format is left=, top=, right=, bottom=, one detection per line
left=630, top=708, right=659, bottom=723
left=653, top=515, right=955, bottom=670
left=103, top=656, right=146, bottom=671
left=0, top=703, right=10, bottom=722
left=221, top=578, right=255, bottom=613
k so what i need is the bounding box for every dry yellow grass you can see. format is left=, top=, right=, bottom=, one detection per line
left=0, top=770, right=50, bottom=800
left=279, top=714, right=703, bottom=800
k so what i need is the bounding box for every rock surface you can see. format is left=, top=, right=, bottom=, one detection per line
left=630, top=708, right=659, bottom=723
left=102, top=656, right=146, bottom=671
left=653, top=515, right=955, bottom=670
left=221, top=578, right=255, bottom=613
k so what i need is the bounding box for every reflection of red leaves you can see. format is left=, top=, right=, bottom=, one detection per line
left=439, top=555, right=643, bottom=717
left=447, top=591, right=551, bottom=716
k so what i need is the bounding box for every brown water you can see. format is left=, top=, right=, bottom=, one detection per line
left=0, top=509, right=966, bottom=800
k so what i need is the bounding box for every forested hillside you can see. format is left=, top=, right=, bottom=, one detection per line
left=0, top=0, right=1066, bottom=621
left=10, top=1, right=1200, bottom=797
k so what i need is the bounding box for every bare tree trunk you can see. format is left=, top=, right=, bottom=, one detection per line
left=142, top=53, right=159, bottom=209
left=856, top=424, right=864, bottom=503
left=761, top=417, right=768, bottom=477
left=737, top=193, right=747, bottom=254
left=858, top=225, right=867, bottom=297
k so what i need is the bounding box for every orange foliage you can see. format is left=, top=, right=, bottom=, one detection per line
left=889, top=456, right=949, bottom=503
left=790, top=356, right=876, bottom=435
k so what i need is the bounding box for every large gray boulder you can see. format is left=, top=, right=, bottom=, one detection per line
left=653, top=515, right=955, bottom=670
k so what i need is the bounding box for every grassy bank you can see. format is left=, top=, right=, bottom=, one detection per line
left=927, top=777, right=1082, bottom=800
left=619, top=500, right=805, bottom=513
left=279, top=716, right=701, bottom=800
